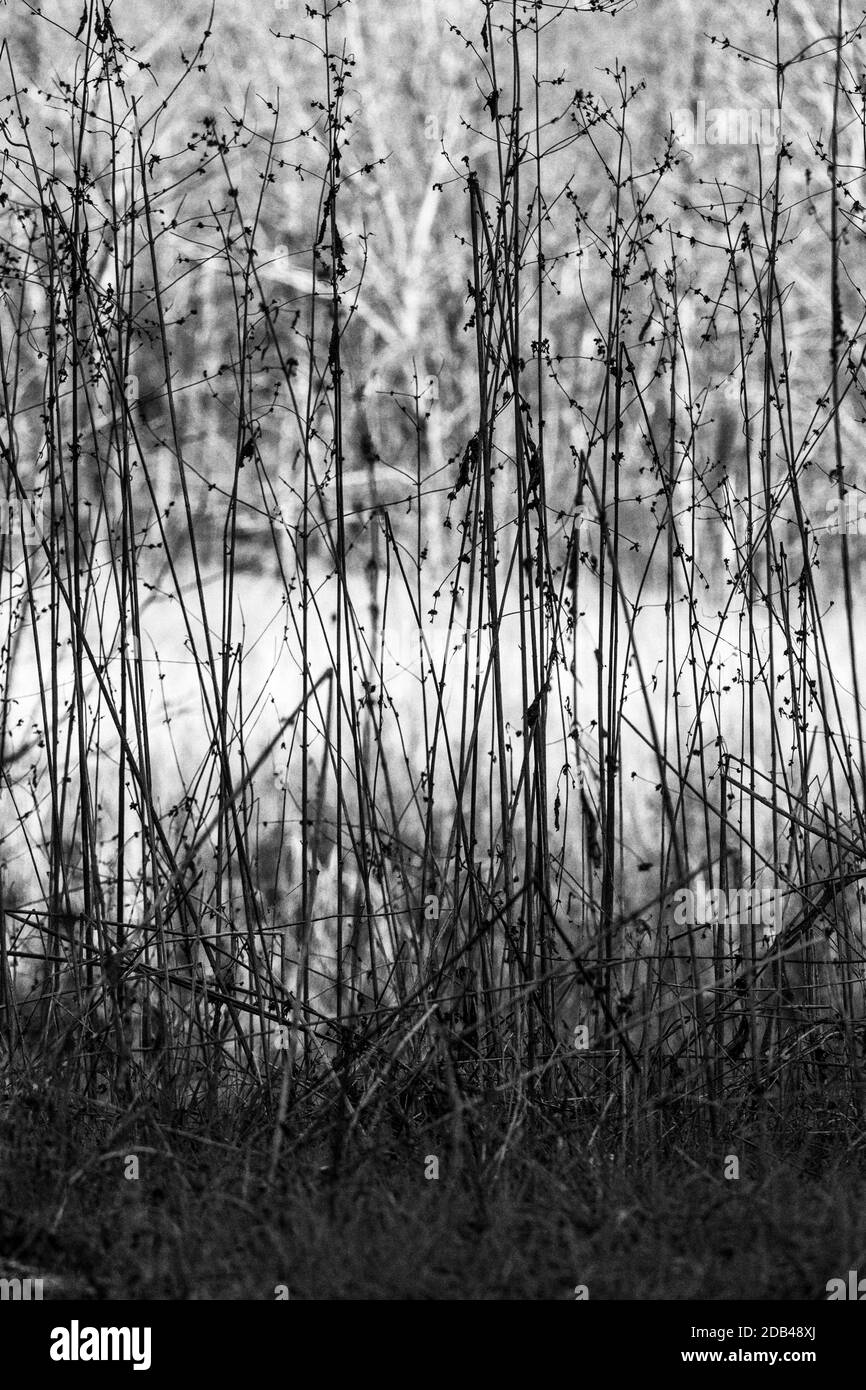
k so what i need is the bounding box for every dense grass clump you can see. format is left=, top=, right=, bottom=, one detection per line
left=1, top=1072, right=863, bottom=1299
left=3, top=0, right=866, bottom=1298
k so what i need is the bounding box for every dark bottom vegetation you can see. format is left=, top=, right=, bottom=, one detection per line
left=0, top=1074, right=861, bottom=1300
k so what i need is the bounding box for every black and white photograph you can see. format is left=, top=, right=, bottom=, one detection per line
left=0, top=0, right=864, bottom=1359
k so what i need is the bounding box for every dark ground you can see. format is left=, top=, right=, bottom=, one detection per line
left=0, top=1075, right=862, bottom=1300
